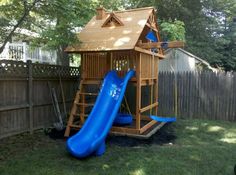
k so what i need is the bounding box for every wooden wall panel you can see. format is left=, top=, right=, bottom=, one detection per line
left=0, top=60, right=79, bottom=138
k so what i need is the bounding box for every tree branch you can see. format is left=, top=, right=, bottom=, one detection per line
left=0, top=0, right=41, bottom=54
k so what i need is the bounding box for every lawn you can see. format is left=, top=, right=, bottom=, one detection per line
left=0, top=119, right=235, bottom=175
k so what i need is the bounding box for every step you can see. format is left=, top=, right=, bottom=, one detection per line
left=75, top=102, right=94, bottom=107
left=79, top=92, right=98, bottom=96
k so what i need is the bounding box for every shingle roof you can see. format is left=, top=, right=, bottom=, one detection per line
left=65, top=7, right=154, bottom=52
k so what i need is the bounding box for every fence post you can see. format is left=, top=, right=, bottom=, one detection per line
left=27, top=60, right=33, bottom=134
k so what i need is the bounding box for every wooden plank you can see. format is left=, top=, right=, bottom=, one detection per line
left=138, top=41, right=185, bottom=49
left=232, top=73, right=236, bottom=121
left=140, top=102, right=158, bottom=113
left=154, top=57, right=159, bottom=116
left=134, top=47, right=165, bottom=59
left=186, top=72, right=190, bottom=118
left=145, top=23, right=158, bottom=32
left=74, top=114, right=89, bottom=117
left=75, top=103, right=94, bottom=107
left=80, top=93, right=85, bottom=124
left=140, top=77, right=158, bottom=81
left=111, top=127, right=140, bottom=135
left=27, top=60, right=33, bottom=134
left=136, top=53, right=141, bottom=130
left=111, top=122, right=166, bottom=139
left=188, top=72, right=194, bottom=118
left=79, top=92, right=98, bottom=96
left=140, top=120, right=157, bottom=134
left=0, top=104, right=29, bottom=112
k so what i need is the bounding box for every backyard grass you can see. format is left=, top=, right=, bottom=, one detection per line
left=0, top=119, right=235, bottom=175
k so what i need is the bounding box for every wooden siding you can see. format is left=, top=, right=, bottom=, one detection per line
left=82, top=52, right=108, bottom=79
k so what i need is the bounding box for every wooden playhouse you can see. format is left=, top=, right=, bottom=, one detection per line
left=64, top=7, right=184, bottom=138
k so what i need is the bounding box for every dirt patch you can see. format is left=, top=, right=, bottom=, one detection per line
left=45, top=123, right=177, bottom=147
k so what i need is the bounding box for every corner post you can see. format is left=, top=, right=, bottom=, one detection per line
left=136, top=53, right=141, bottom=130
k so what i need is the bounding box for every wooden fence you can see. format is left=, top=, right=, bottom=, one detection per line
left=157, top=71, right=236, bottom=121
left=1, top=65, right=235, bottom=138
left=0, top=60, right=80, bottom=138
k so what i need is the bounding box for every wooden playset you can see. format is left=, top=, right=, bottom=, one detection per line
left=64, top=7, right=184, bottom=138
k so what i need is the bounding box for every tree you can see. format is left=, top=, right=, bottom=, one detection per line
left=0, top=0, right=126, bottom=65
left=0, top=0, right=41, bottom=53
left=160, top=20, right=185, bottom=41
left=127, top=0, right=236, bottom=71
left=1, top=0, right=234, bottom=70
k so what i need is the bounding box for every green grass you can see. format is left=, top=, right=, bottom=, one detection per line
left=0, top=119, right=236, bottom=175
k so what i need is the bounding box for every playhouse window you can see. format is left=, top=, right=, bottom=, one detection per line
left=113, top=57, right=129, bottom=71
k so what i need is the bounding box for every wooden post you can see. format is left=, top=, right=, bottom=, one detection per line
left=154, top=57, right=159, bottom=115
left=27, top=60, right=33, bottom=134
left=136, top=53, right=141, bottom=130
left=81, top=93, right=85, bottom=124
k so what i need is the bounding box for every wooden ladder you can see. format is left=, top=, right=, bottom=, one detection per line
left=64, top=80, right=99, bottom=137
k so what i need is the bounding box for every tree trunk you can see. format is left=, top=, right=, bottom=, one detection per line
left=57, top=45, right=69, bottom=66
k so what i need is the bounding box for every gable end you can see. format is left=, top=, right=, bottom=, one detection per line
left=102, top=12, right=124, bottom=27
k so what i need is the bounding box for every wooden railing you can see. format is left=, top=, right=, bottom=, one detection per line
left=0, top=42, right=57, bottom=64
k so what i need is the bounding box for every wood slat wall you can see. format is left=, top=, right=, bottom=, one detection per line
left=82, top=52, right=107, bottom=79
left=0, top=60, right=79, bottom=138
left=156, top=71, right=236, bottom=121
left=140, top=53, right=158, bottom=79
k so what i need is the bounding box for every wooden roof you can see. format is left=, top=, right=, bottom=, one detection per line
left=66, top=7, right=155, bottom=52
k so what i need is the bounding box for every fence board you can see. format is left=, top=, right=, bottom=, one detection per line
left=1, top=63, right=235, bottom=138
left=157, top=71, right=236, bottom=122
left=0, top=60, right=79, bottom=138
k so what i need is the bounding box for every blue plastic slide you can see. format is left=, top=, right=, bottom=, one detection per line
left=66, top=70, right=135, bottom=158
left=150, top=115, right=176, bottom=122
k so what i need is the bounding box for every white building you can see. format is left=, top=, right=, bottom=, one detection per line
left=159, top=48, right=217, bottom=72
left=0, top=28, right=57, bottom=64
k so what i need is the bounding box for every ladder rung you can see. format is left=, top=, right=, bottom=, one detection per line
left=79, top=92, right=98, bottom=96
left=70, top=124, right=81, bottom=129
left=75, top=102, right=94, bottom=107
left=73, top=113, right=89, bottom=117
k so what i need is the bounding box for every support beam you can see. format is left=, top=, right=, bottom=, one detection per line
left=137, top=41, right=185, bottom=49
left=145, top=23, right=158, bottom=32
left=140, top=120, right=157, bottom=134
left=134, top=47, right=165, bottom=59
left=140, top=102, right=158, bottom=113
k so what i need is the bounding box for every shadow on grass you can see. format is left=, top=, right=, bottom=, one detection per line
left=175, top=119, right=236, bottom=146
